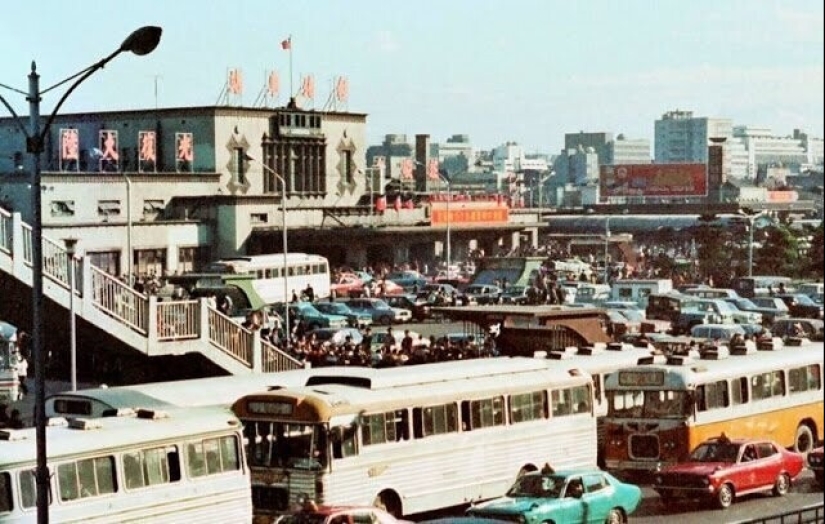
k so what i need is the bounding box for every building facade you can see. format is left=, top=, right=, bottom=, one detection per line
left=654, top=110, right=732, bottom=164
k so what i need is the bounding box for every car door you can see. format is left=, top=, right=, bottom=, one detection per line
left=755, top=441, right=782, bottom=489
left=560, top=476, right=586, bottom=523
left=581, top=473, right=613, bottom=523
left=735, top=444, right=762, bottom=492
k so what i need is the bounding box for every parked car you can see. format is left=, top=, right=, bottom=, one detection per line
left=653, top=435, right=805, bottom=509
left=690, top=323, right=746, bottom=342
left=384, top=270, right=428, bottom=292
left=466, top=467, right=641, bottom=524
left=306, top=326, right=363, bottom=347
left=417, top=283, right=467, bottom=306
left=384, top=294, right=432, bottom=322
left=808, top=446, right=824, bottom=488
left=725, top=296, right=789, bottom=326
left=314, top=301, right=373, bottom=328
left=774, top=293, right=824, bottom=320
left=272, top=302, right=348, bottom=330
left=770, top=318, right=824, bottom=341
left=500, top=285, right=531, bottom=305
left=278, top=505, right=413, bottom=524
left=330, top=273, right=366, bottom=299
left=673, top=298, right=758, bottom=335
left=463, top=284, right=503, bottom=305
left=346, top=298, right=411, bottom=325
left=750, top=296, right=793, bottom=322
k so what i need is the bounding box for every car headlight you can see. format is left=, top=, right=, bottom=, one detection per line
left=702, top=477, right=710, bottom=486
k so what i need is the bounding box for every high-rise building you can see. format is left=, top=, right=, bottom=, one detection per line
left=430, top=134, right=474, bottom=174
left=654, top=110, right=732, bottom=163
left=606, top=134, right=651, bottom=165
left=565, top=131, right=612, bottom=165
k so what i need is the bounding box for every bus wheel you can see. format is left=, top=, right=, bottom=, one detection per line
left=794, top=424, right=814, bottom=454
left=373, top=490, right=402, bottom=519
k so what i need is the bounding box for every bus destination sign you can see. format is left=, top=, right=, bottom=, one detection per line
left=618, top=370, right=665, bottom=387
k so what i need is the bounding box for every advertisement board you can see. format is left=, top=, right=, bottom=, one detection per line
left=600, top=164, right=707, bottom=198
left=430, top=200, right=509, bottom=226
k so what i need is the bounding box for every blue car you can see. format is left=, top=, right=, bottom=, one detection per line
left=467, top=468, right=641, bottom=524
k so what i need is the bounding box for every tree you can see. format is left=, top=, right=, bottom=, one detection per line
left=753, top=224, right=800, bottom=277
left=695, top=224, right=736, bottom=284
left=806, top=221, right=824, bottom=279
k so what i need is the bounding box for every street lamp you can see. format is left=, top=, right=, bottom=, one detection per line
left=63, top=238, right=78, bottom=392
left=245, top=154, right=290, bottom=343
left=739, top=208, right=770, bottom=277
left=436, top=174, right=452, bottom=276
left=0, top=25, right=162, bottom=523
left=123, top=173, right=133, bottom=285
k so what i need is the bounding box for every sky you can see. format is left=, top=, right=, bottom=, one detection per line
left=0, top=0, right=822, bottom=154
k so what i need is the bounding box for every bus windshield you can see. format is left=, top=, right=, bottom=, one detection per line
left=607, top=390, right=690, bottom=419
left=243, top=421, right=327, bottom=470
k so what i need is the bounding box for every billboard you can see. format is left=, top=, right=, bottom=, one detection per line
left=430, top=200, right=509, bottom=226
left=600, top=164, right=707, bottom=198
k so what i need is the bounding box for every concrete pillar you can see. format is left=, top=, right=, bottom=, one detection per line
left=11, top=212, right=25, bottom=276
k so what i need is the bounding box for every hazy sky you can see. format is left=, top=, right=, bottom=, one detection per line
left=0, top=0, right=822, bottom=153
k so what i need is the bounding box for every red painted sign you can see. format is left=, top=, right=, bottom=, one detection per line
left=600, top=164, right=707, bottom=198
left=430, top=201, right=509, bottom=226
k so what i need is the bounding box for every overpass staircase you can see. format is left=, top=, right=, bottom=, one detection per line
left=0, top=207, right=303, bottom=376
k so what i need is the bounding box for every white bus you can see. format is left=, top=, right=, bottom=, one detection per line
left=603, top=341, right=824, bottom=473
left=0, top=406, right=251, bottom=523
left=45, top=368, right=321, bottom=419
left=231, top=358, right=597, bottom=519
left=203, top=253, right=331, bottom=304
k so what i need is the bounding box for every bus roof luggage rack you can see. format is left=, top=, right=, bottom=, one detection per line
left=577, top=346, right=605, bottom=356
left=757, top=337, right=783, bottom=351
left=606, top=342, right=625, bottom=351
left=102, top=407, right=137, bottom=417
left=783, top=336, right=807, bottom=347
left=136, top=408, right=170, bottom=420
left=68, top=418, right=103, bottom=430
left=700, top=345, right=730, bottom=360
left=731, top=344, right=757, bottom=355
left=666, top=355, right=695, bottom=366
left=547, top=350, right=575, bottom=360
left=0, top=429, right=27, bottom=441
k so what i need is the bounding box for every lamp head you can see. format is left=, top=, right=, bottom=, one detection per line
left=243, top=153, right=257, bottom=162
left=120, top=26, right=163, bottom=56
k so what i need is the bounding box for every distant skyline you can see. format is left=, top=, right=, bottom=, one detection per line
left=0, top=0, right=822, bottom=154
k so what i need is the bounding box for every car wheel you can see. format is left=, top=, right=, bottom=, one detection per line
left=772, top=472, right=790, bottom=497
left=380, top=315, right=393, bottom=326
left=794, top=424, right=815, bottom=454
left=715, top=483, right=734, bottom=509
left=605, top=508, right=624, bottom=524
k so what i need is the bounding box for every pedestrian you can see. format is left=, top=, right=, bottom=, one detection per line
left=304, top=283, right=315, bottom=303
left=291, top=289, right=300, bottom=303
left=14, top=350, right=28, bottom=401
left=8, top=409, right=23, bottom=429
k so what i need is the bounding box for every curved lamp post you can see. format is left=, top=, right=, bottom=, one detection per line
left=0, top=25, right=161, bottom=523
left=739, top=208, right=770, bottom=277
left=245, top=154, right=290, bottom=343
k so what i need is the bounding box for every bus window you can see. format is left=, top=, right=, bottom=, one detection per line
left=0, top=472, right=11, bottom=513
left=331, top=424, right=358, bottom=459
left=465, top=397, right=505, bottom=429
left=57, top=463, right=80, bottom=501
left=697, top=381, right=729, bottom=411
left=509, top=391, right=547, bottom=423
left=551, top=388, right=572, bottom=417
left=609, top=391, right=644, bottom=418
left=363, top=412, right=397, bottom=445
left=730, top=377, right=749, bottom=405
left=415, top=404, right=458, bottom=437
left=570, top=385, right=592, bottom=414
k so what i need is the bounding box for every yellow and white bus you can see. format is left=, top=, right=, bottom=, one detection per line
left=231, top=358, right=597, bottom=519
left=202, top=253, right=331, bottom=304
left=603, top=341, right=824, bottom=472
left=0, top=406, right=251, bottom=523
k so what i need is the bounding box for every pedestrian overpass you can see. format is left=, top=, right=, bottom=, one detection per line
left=0, top=207, right=303, bottom=376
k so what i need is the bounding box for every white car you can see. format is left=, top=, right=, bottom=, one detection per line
left=392, top=307, right=413, bottom=323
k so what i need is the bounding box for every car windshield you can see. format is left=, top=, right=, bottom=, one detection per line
left=607, top=390, right=690, bottom=418
left=732, top=298, right=757, bottom=310
left=371, top=300, right=391, bottom=310
left=506, top=474, right=564, bottom=498
left=689, top=441, right=741, bottom=463
left=321, top=303, right=349, bottom=314
left=794, top=294, right=817, bottom=306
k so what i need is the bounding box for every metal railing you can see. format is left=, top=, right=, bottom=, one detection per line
left=261, top=339, right=304, bottom=372
left=156, top=300, right=200, bottom=341
left=730, top=503, right=824, bottom=524
left=207, top=307, right=254, bottom=366
left=0, top=206, right=304, bottom=374
left=90, top=266, right=149, bottom=334
left=0, top=208, right=10, bottom=255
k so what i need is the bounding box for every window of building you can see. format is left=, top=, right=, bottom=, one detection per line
left=97, top=200, right=121, bottom=218
left=142, top=200, right=164, bottom=221
left=135, top=248, right=167, bottom=278
left=344, top=149, right=354, bottom=185
left=178, top=246, right=209, bottom=274
left=88, top=251, right=121, bottom=277
left=50, top=200, right=75, bottom=217
left=250, top=213, right=268, bottom=224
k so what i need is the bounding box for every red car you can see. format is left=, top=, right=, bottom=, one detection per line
left=330, top=274, right=366, bottom=298
left=276, top=504, right=413, bottom=524
left=809, top=446, right=824, bottom=488
left=653, top=434, right=805, bottom=509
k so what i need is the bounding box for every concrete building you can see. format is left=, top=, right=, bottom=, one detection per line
left=606, top=134, right=651, bottom=165
left=654, top=109, right=732, bottom=164
left=552, top=146, right=600, bottom=186
left=430, top=134, right=474, bottom=175
left=730, top=126, right=824, bottom=179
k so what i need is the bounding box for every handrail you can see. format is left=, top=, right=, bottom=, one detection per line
left=729, top=502, right=824, bottom=524
left=0, top=207, right=10, bottom=255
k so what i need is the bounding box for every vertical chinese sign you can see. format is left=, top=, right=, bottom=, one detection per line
left=59, top=128, right=79, bottom=172
left=98, top=130, right=120, bottom=172
left=176, top=132, right=194, bottom=173
left=138, top=131, right=157, bottom=173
